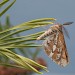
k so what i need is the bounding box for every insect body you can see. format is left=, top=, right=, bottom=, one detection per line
left=37, top=24, right=59, bottom=40
left=37, top=22, right=73, bottom=67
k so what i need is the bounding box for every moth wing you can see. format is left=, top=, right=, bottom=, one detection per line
left=43, top=30, right=69, bottom=67
left=43, top=33, right=56, bottom=56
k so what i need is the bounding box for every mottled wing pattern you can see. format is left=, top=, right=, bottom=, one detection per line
left=43, top=28, right=69, bottom=67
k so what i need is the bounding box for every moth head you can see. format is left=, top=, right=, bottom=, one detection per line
left=51, top=24, right=62, bottom=32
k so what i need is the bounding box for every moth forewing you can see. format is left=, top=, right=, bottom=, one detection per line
left=56, top=30, right=69, bottom=67
left=43, top=34, right=56, bottom=56
left=43, top=25, right=69, bottom=67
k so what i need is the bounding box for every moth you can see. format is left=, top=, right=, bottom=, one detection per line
left=37, top=22, right=73, bottom=67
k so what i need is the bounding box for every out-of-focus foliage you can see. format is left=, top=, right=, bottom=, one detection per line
left=0, top=0, right=56, bottom=74
left=0, top=15, right=56, bottom=74
left=0, top=0, right=16, bottom=16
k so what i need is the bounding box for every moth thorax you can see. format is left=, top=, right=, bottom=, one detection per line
left=52, top=24, right=62, bottom=29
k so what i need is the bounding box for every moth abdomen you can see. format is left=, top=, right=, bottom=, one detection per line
left=37, top=29, right=53, bottom=40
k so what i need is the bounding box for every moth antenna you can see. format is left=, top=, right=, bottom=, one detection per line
left=62, top=26, right=70, bottom=39
left=63, top=22, right=73, bottom=25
